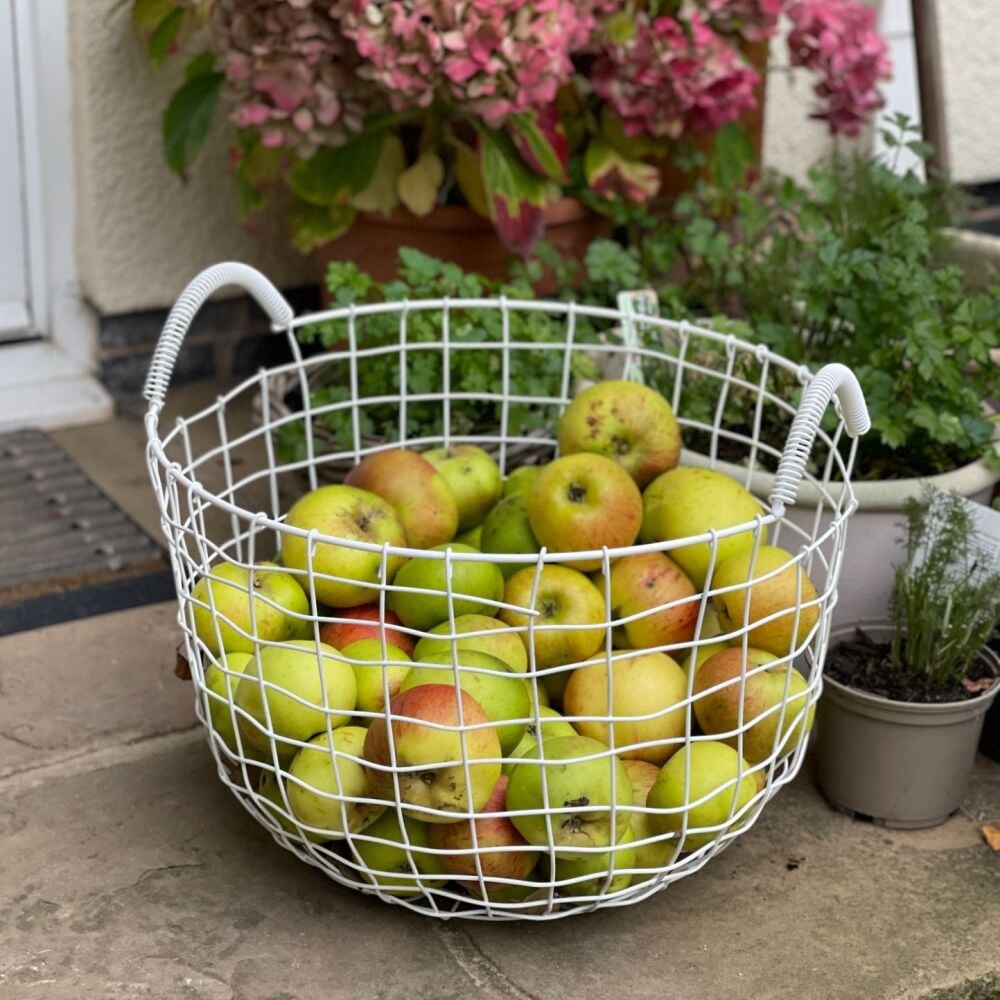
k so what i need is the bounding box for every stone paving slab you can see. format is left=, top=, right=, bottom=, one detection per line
left=1, top=716, right=997, bottom=1000
left=0, top=602, right=191, bottom=780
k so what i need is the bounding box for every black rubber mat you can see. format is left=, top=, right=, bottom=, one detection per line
left=0, top=430, right=175, bottom=636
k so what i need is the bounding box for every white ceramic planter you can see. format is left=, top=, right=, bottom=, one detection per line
left=681, top=448, right=998, bottom=626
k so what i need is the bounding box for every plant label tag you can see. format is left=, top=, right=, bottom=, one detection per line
left=617, top=289, right=659, bottom=386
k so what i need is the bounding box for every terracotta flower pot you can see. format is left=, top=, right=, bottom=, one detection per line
left=316, top=198, right=611, bottom=297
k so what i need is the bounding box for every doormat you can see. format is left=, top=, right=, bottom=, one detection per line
left=0, top=430, right=175, bottom=636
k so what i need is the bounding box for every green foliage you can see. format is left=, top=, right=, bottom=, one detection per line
left=278, top=250, right=596, bottom=458
left=607, top=118, right=1000, bottom=480
left=890, top=488, right=1000, bottom=686
left=162, top=69, right=224, bottom=176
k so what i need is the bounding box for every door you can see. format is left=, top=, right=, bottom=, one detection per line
left=0, top=0, right=38, bottom=343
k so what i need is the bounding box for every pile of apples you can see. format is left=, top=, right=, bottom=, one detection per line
left=192, top=379, right=820, bottom=903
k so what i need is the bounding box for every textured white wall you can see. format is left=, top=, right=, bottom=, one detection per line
left=937, top=0, right=1000, bottom=185
left=70, top=1, right=314, bottom=316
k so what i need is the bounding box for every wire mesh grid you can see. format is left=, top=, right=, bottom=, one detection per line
left=144, top=264, right=869, bottom=920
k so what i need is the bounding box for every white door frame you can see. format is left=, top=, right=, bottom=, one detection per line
left=0, top=0, right=112, bottom=431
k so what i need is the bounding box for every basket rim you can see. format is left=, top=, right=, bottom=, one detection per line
left=145, top=300, right=858, bottom=566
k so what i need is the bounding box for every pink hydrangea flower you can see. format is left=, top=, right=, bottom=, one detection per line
left=592, top=12, right=761, bottom=139
left=213, top=0, right=377, bottom=154
left=699, top=0, right=785, bottom=41
left=334, top=0, right=595, bottom=125
left=786, top=0, right=893, bottom=136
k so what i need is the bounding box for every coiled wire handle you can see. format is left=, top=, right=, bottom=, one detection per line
left=769, top=362, right=871, bottom=518
left=143, top=263, right=294, bottom=410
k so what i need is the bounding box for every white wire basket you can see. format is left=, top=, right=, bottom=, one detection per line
left=144, top=262, right=871, bottom=921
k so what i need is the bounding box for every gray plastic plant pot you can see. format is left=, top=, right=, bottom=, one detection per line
left=816, top=623, right=1000, bottom=829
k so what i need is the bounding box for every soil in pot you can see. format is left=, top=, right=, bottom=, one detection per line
left=826, top=628, right=998, bottom=704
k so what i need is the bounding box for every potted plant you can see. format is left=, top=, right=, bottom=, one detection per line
left=269, top=248, right=603, bottom=473
left=134, top=0, right=889, bottom=278
left=815, top=489, right=1000, bottom=829
left=584, top=117, right=999, bottom=622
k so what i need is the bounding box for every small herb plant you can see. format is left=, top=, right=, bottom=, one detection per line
left=277, top=249, right=599, bottom=461
left=890, top=489, right=1000, bottom=689
left=587, top=116, right=1000, bottom=481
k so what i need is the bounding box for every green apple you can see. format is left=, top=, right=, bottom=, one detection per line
left=204, top=652, right=255, bottom=756
left=527, top=454, right=643, bottom=572
left=557, top=380, right=681, bottom=487
left=351, top=809, right=448, bottom=896
left=603, top=551, right=699, bottom=651
left=646, top=741, right=758, bottom=852
left=234, top=640, right=356, bottom=759
left=345, top=448, right=458, bottom=549
left=693, top=647, right=814, bottom=764
left=455, top=524, right=483, bottom=548
left=389, top=543, right=505, bottom=632
left=400, top=650, right=530, bottom=755
left=563, top=651, right=689, bottom=764
left=191, top=561, right=309, bottom=654
left=363, top=685, right=502, bottom=822
left=500, top=565, right=606, bottom=691
left=281, top=485, right=408, bottom=607
left=413, top=614, right=528, bottom=673
left=503, top=465, right=543, bottom=498
left=621, top=759, right=673, bottom=871
left=287, top=726, right=386, bottom=838
left=712, top=545, right=820, bottom=656
left=257, top=768, right=324, bottom=844
left=545, top=827, right=636, bottom=896
left=428, top=775, right=538, bottom=899
left=341, top=638, right=412, bottom=716
left=501, top=706, right=577, bottom=776
left=424, top=445, right=503, bottom=532
left=505, top=734, right=633, bottom=858
left=479, top=493, right=541, bottom=579
left=640, top=467, right=767, bottom=588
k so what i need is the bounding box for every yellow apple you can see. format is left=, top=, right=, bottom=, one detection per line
left=362, top=685, right=502, bottom=823
left=191, top=561, right=309, bottom=654
left=646, top=741, right=758, bottom=852
left=287, top=725, right=386, bottom=837
left=281, top=485, right=408, bottom=607
left=424, top=444, right=503, bottom=532
left=621, top=759, right=674, bottom=871
left=712, top=545, right=820, bottom=656
left=412, top=614, right=528, bottom=673
left=428, top=775, right=538, bottom=899
left=693, top=647, right=815, bottom=764
left=556, top=379, right=681, bottom=487
left=204, top=652, right=256, bottom=758
left=340, top=638, right=412, bottom=716
left=527, top=454, right=643, bottom=571
left=500, top=566, right=606, bottom=700
left=399, top=649, right=531, bottom=754
left=234, top=640, right=356, bottom=759
left=640, top=467, right=766, bottom=588
left=602, top=552, right=699, bottom=652
left=345, top=448, right=458, bottom=548
left=563, top=651, right=689, bottom=764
